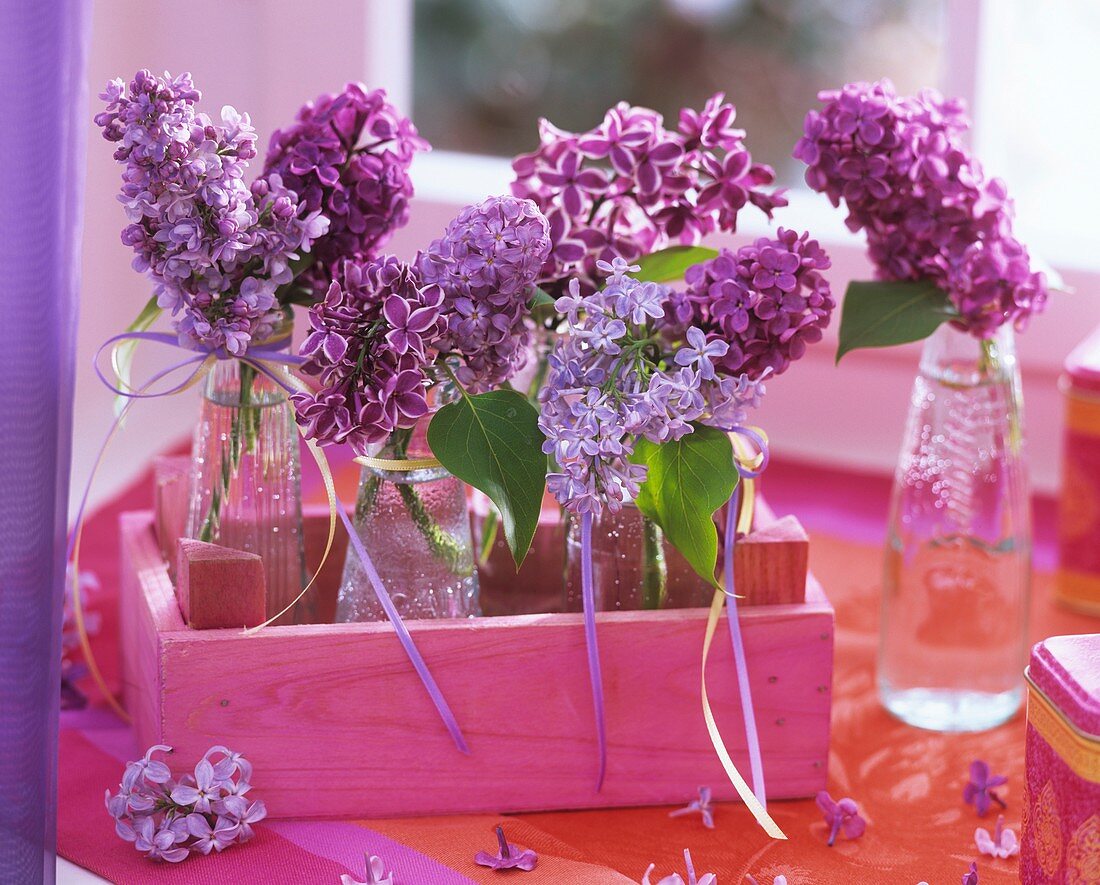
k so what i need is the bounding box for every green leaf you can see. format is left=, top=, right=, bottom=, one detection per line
left=630, top=426, right=739, bottom=586
left=112, top=296, right=162, bottom=419
left=527, top=287, right=556, bottom=309
left=634, top=246, right=719, bottom=283
left=836, top=280, right=956, bottom=363
left=427, top=389, right=547, bottom=567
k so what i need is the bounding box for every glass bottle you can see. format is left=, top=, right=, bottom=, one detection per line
left=879, top=323, right=1031, bottom=732
left=336, top=382, right=479, bottom=622
left=563, top=503, right=712, bottom=611
left=185, top=318, right=308, bottom=625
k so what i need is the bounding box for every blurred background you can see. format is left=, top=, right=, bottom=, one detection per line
left=76, top=0, right=1100, bottom=511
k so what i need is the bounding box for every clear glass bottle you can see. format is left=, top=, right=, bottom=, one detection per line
left=336, top=385, right=479, bottom=622
left=563, top=504, right=711, bottom=611
left=879, top=323, right=1031, bottom=732
left=185, top=325, right=308, bottom=626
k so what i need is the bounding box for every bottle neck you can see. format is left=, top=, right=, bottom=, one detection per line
left=919, top=322, right=1017, bottom=387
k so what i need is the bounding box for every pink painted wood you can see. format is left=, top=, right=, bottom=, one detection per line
left=176, top=538, right=266, bottom=630
left=121, top=502, right=833, bottom=820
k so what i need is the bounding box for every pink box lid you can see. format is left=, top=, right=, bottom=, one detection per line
left=1065, top=325, right=1100, bottom=394
left=1029, top=633, right=1100, bottom=736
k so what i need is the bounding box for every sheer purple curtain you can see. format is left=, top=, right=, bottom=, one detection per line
left=0, top=0, right=89, bottom=881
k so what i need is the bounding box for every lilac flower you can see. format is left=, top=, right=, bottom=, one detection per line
left=105, top=744, right=264, bottom=864
left=641, top=849, right=716, bottom=885
left=540, top=259, right=767, bottom=515
left=963, top=760, right=1007, bottom=817
left=795, top=79, right=1048, bottom=337
left=185, top=813, right=240, bottom=854
left=816, top=790, right=866, bottom=846
left=672, top=229, right=835, bottom=380
left=341, top=854, right=395, bottom=885
left=668, top=785, right=715, bottom=829
left=96, top=70, right=329, bottom=355
left=416, top=195, right=551, bottom=390
left=291, top=256, right=445, bottom=455
left=513, top=95, right=785, bottom=297
left=61, top=567, right=100, bottom=709
left=264, top=83, right=427, bottom=280
left=962, top=861, right=980, bottom=885
left=474, top=825, right=538, bottom=871
left=975, top=815, right=1019, bottom=859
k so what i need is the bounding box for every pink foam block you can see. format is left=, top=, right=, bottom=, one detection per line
left=176, top=538, right=266, bottom=630
left=121, top=502, right=834, bottom=820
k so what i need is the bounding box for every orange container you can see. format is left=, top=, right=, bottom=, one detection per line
left=1059, top=326, right=1100, bottom=615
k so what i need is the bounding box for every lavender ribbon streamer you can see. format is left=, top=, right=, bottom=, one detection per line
left=0, top=1, right=88, bottom=879
left=722, top=424, right=771, bottom=807
left=723, top=484, right=766, bottom=806
left=580, top=512, right=607, bottom=791
left=336, top=504, right=470, bottom=754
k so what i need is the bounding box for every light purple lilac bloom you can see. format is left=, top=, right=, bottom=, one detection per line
left=416, top=195, right=552, bottom=390
left=474, top=825, right=538, bottom=871
left=667, top=228, right=834, bottom=380
left=975, top=815, right=1019, bottom=859
left=292, top=255, right=446, bottom=455
left=816, top=790, right=866, bottom=846
left=341, top=854, right=396, bottom=885
left=539, top=258, right=766, bottom=515
left=512, top=94, right=786, bottom=297
left=642, top=849, right=717, bottom=885
left=963, top=759, right=1008, bottom=817
left=96, top=70, right=329, bottom=355
left=668, top=785, right=715, bottom=829
left=794, top=79, right=1048, bottom=337
left=105, top=745, right=265, bottom=864
left=263, top=82, right=427, bottom=287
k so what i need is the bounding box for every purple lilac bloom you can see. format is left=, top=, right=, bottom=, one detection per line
left=416, top=195, right=552, bottom=390
left=474, top=825, right=538, bottom=872
left=668, top=785, right=715, bottom=829
left=670, top=228, right=835, bottom=380
left=263, top=82, right=428, bottom=286
left=291, top=256, right=446, bottom=455
left=975, top=815, right=1019, bottom=859
left=963, top=759, right=1008, bottom=817
left=96, top=70, right=329, bottom=355
left=963, top=861, right=980, bottom=885
left=642, top=849, right=717, bottom=885
left=105, top=745, right=265, bottom=864
left=513, top=95, right=786, bottom=296
left=794, top=79, right=1048, bottom=336
left=539, top=259, right=766, bottom=515
left=816, top=790, right=866, bottom=846
left=342, top=854, right=396, bottom=885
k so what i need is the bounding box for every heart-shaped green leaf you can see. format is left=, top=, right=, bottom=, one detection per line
left=630, top=426, right=739, bottom=586
left=634, top=246, right=719, bottom=283
left=836, top=279, right=956, bottom=363
left=427, top=389, right=547, bottom=567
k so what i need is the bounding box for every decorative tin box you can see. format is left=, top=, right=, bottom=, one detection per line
left=1021, top=634, right=1100, bottom=883
left=1059, top=325, right=1100, bottom=615
left=119, top=477, right=833, bottom=820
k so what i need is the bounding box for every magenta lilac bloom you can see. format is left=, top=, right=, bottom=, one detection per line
left=963, top=759, right=1007, bottom=817
left=540, top=259, right=766, bottom=515
left=292, top=256, right=446, bottom=455
left=794, top=79, right=1048, bottom=337
left=816, top=790, right=866, bottom=846
left=962, top=861, right=980, bottom=885
left=417, top=195, right=552, bottom=390
left=264, top=83, right=427, bottom=281
left=105, top=745, right=265, bottom=863
left=513, top=94, right=786, bottom=296
left=95, top=70, right=329, bottom=355
left=668, top=228, right=835, bottom=380
left=474, top=825, right=538, bottom=871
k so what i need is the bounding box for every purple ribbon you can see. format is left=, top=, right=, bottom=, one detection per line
left=580, top=512, right=607, bottom=790
left=723, top=425, right=771, bottom=807
left=85, top=329, right=469, bottom=754
left=336, top=504, right=469, bottom=754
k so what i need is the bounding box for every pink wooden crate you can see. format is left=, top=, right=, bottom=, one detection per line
left=119, top=504, right=833, bottom=819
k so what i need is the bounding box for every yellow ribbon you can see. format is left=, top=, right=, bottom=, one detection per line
left=698, top=428, right=786, bottom=840
left=354, top=454, right=443, bottom=472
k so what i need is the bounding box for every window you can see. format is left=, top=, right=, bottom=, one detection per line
left=412, top=0, right=945, bottom=186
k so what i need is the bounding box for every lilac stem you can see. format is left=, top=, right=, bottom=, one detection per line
left=827, top=818, right=841, bottom=847
left=683, top=849, right=697, bottom=885
left=496, top=826, right=510, bottom=859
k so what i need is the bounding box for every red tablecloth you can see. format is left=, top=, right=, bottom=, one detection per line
left=59, top=450, right=1091, bottom=884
